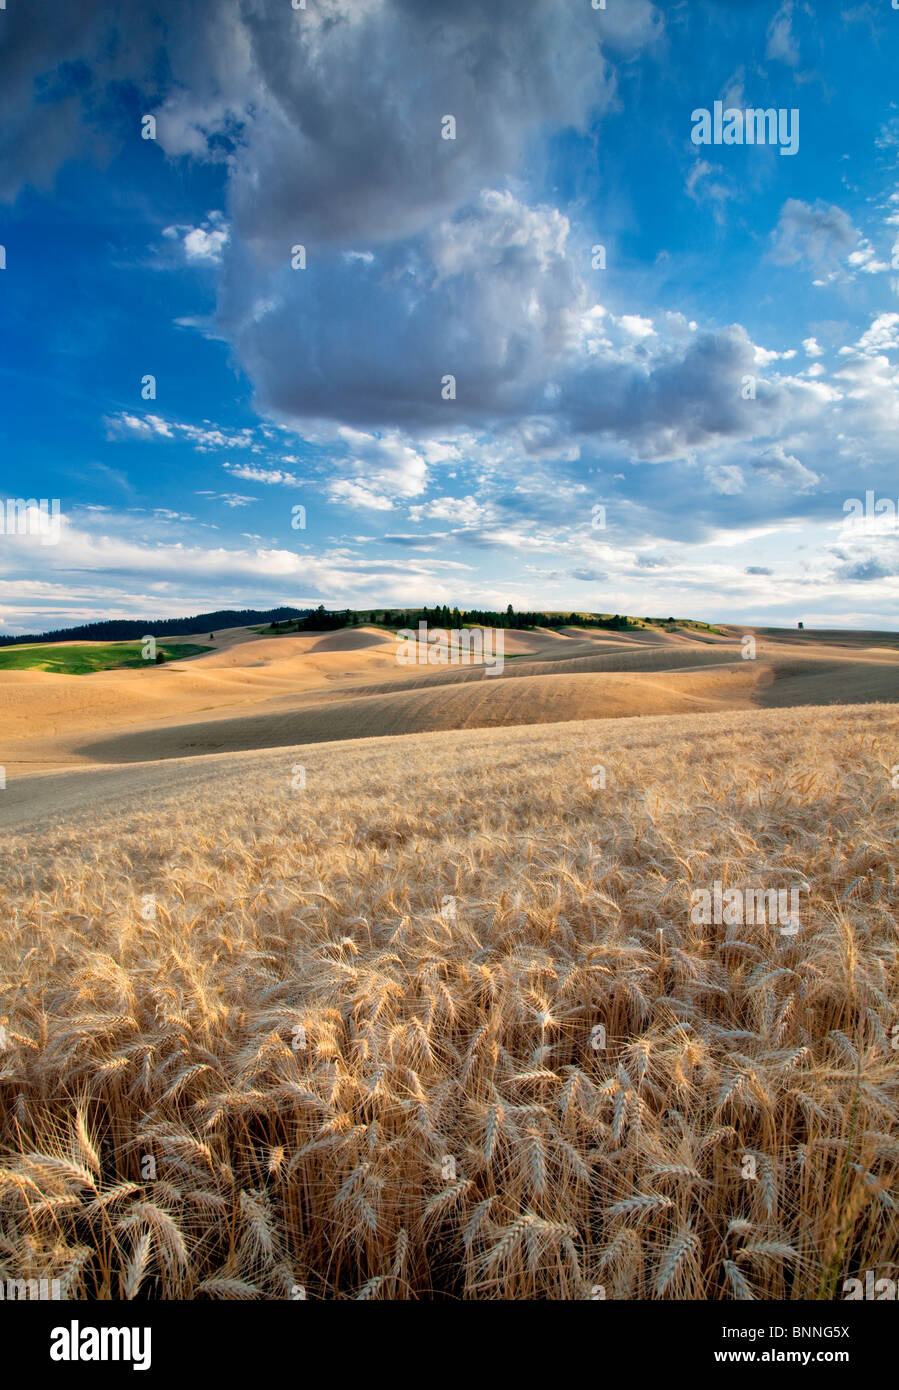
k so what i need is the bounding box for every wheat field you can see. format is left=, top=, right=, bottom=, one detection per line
left=0, top=703, right=897, bottom=1299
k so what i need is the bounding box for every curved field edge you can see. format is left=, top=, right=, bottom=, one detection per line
left=0, top=642, right=212, bottom=674
left=0, top=702, right=896, bottom=1299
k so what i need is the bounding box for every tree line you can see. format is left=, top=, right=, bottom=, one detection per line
left=0, top=607, right=312, bottom=646
left=4, top=602, right=650, bottom=647
left=271, top=605, right=638, bottom=632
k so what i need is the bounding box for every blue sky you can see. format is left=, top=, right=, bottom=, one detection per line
left=1, top=0, right=898, bottom=633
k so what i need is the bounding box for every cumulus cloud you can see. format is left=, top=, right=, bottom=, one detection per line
left=313, top=428, right=433, bottom=510
left=842, top=313, right=899, bottom=357
left=846, top=239, right=890, bottom=275
left=409, top=496, right=486, bottom=526
left=218, top=180, right=822, bottom=462
left=2, top=2, right=848, bottom=485
left=750, top=444, right=820, bottom=492
left=835, top=555, right=896, bottom=581
left=832, top=351, right=899, bottom=434
left=328, top=481, right=395, bottom=512
left=562, top=322, right=806, bottom=460
left=705, top=464, right=745, bottom=495
left=218, top=189, right=590, bottom=432
left=164, top=216, right=230, bottom=264
left=0, top=0, right=661, bottom=243
left=6, top=0, right=899, bottom=626
left=770, top=200, right=860, bottom=278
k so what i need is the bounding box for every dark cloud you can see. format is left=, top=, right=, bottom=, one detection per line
left=834, top=556, right=896, bottom=582
left=562, top=325, right=786, bottom=458
left=1, top=0, right=661, bottom=246
left=0, top=0, right=834, bottom=477
left=6, top=0, right=897, bottom=589
left=219, top=197, right=810, bottom=459
left=570, top=568, right=609, bottom=582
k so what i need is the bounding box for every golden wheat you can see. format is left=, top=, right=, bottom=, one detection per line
left=0, top=702, right=896, bottom=1298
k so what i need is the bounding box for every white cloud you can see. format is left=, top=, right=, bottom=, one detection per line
left=408, top=495, right=486, bottom=525
left=328, top=481, right=395, bottom=512
left=162, top=214, right=229, bottom=264
left=750, top=444, right=820, bottom=492
left=753, top=345, right=797, bottom=366
left=847, top=239, right=889, bottom=275
left=685, top=158, right=736, bottom=216
left=770, top=199, right=859, bottom=279
left=105, top=412, right=259, bottom=452
left=833, top=351, right=899, bottom=432
left=704, top=464, right=745, bottom=495
left=618, top=314, right=655, bottom=340
left=843, top=312, right=899, bottom=357
left=223, top=462, right=302, bottom=487
left=183, top=224, right=229, bottom=263
left=766, top=1, right=799, bottom=65
left=106, top=413, right=174, bottom=439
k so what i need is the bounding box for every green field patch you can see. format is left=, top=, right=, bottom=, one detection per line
left=0, top=642, right=212, bottom=674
